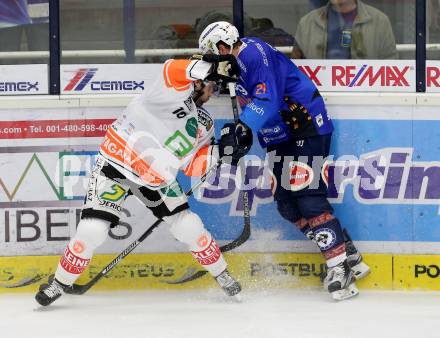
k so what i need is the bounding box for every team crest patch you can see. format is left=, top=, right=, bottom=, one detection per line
left=289, top=161, right=314, bottom=191
left=197, top=107, right=213, bottom=131
left=184, top=97, right=194, bottom=111
left=314, top=228, right=337, bottom=250
left=315, top=114, right=324, bottom=127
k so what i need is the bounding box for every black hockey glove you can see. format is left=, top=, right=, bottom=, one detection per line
left=203, top=54, right=240, bottom=84
left=219, top=121, right=253, bottom=166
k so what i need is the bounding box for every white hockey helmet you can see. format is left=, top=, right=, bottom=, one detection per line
left=198, top=21, right=240, bottom=55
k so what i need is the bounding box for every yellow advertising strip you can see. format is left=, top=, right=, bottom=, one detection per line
left=393, top=255, right=440, bottom=291
left=0, top=253, right=395, bottom=294
left=356, top=254, right=393, bottom=289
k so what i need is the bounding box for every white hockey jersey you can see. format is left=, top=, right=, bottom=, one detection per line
left=99, top=59, right=218, bottom=189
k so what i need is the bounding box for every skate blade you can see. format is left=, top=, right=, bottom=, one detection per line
left=231, top=293, right=243, bottom=303
left=331, top=283, right=359, bottom=301
left=351, top=262, right=371, bottom=280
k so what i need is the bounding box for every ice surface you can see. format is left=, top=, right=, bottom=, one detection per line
left=1, top=289, right=439, bottom=338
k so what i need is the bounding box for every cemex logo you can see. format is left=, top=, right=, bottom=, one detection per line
left=332, top=65, right=410, bottom=87
left=0, top=81, right=39, bottom=92
left=64, top=68, right=97, bottom=91
left=64, top=68, right=145, bottom=92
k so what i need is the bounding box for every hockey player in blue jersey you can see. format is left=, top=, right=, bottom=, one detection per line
left=199, top=21, right=370, bottom=301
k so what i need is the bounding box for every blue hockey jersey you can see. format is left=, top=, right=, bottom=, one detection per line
left=236, top=37, right=333, bottom=147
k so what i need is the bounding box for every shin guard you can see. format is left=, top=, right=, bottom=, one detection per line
left=295, top=218, right=315, bottom=242
left=55, top=218, right=110, bottom=285
left=308, top=213, right=346, bottom=267
left=167, top=210, right=227, bottom=277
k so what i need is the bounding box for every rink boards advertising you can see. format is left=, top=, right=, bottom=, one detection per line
left=5, top=61, right=440, bottom=95
left=1, top=61, right=440, bottom=292
left=0, top=64, right=48, bottom=95
left=0, top=100, right=439, bottom=292
left=3, top=106, right=440, bottom=254
left=3, top=60, right=440, bottom=94
left=57, top=60, right=440, bottom=93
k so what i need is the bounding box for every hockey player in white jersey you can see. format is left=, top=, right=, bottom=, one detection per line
left=35, top=57, right=247, bottom=306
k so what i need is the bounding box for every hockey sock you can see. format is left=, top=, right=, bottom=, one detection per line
left=55, top=217, right=110, bottom=285
left=295, top=218, right=315, bottom=241
left=167, top=210, right=227, bottom=277
left=190, top=231, right=226, bottom=277
left=308, top=212, right=346, bottom=267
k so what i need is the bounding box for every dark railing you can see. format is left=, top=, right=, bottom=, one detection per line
left=49, top=0, right=61, bottom=95
left=416, top=0, right=426, bottom=92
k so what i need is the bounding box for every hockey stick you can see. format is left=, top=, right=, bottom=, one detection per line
left=165, top=82, right=252, bottom=284
left=0, top=275, right=44, bottom=289
left=61, top=159, right=223, bottom=295
left=227, top=81, right=252, bottom=252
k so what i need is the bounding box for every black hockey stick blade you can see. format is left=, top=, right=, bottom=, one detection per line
left=164, top=219, right=251, bottom=285
left=0, top=274, right=43, bottom=288
left=42, top=273, right=90, bottom=295
left=64, top=275, right=98, bottom=295
left=164, top=269, right=209, bottom=284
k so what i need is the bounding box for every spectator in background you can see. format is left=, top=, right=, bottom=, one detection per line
left=429, top=0, right=440, bottom=36
left=0, top=0, right=49, bottom=53
left=194, top=9, right=253, bottom=38
left=143, top=25, right=180, bottom=63
left=292, top=0, right=397, bottom=59
left=309, top=0, right=329, bottom=10
left=143, top=10, right=253, bottom=64
left=196, top=11, right=296, bottom=49
left=143, top=23, right=201, bottom=63
left=247, top=17, right=296, bottom=47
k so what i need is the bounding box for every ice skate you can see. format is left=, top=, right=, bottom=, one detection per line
left=35, top=278, right=67, bottom=306
left=345, top=238, right=371, bottom=280
left=320, top=230, right=371, bottom=283
left=324, top=260, right=359, bottom=301
left=215, top=269, right=242, bottom=301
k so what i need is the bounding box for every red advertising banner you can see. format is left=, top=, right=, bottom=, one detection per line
left=0, top=119, right=114, bottom=139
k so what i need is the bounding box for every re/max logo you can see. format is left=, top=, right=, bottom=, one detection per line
left=298, top=65, right=411, bottom=87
